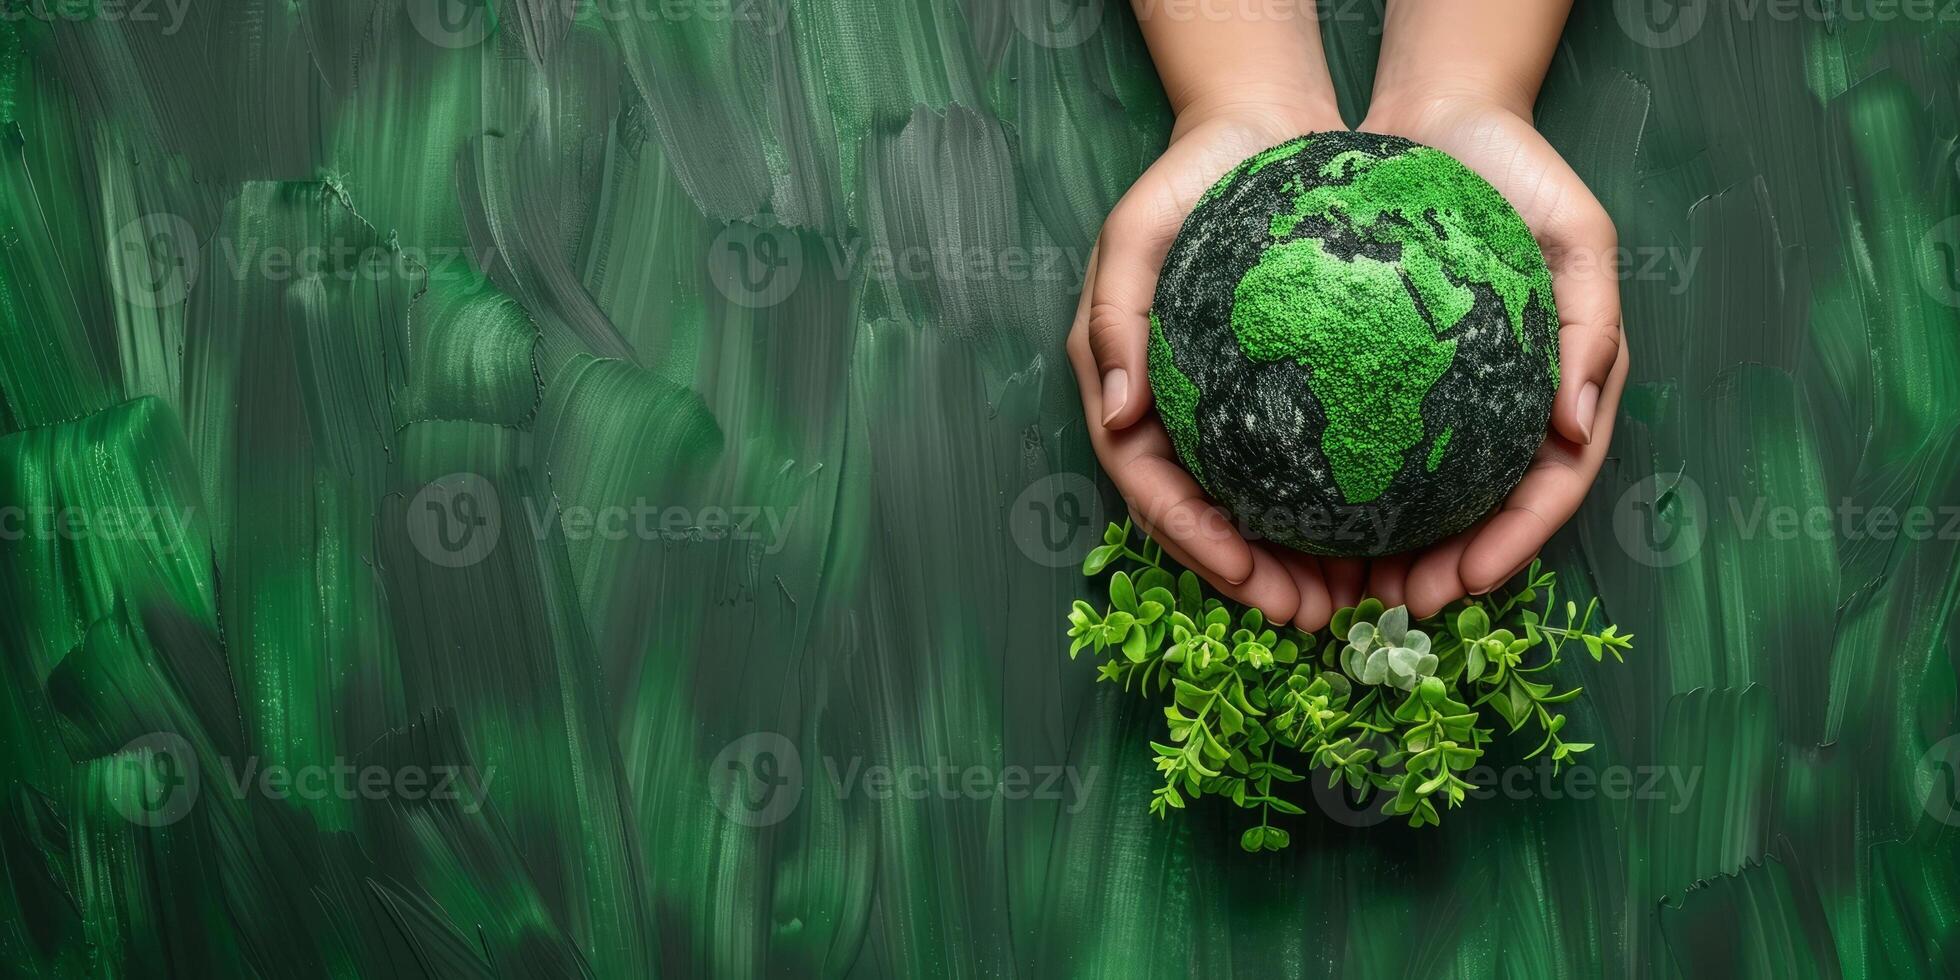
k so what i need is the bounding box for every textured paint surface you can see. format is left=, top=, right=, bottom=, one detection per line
left=0, top=2, right=1957, bottom=977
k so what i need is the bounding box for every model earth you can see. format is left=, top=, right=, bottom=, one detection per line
left=1148, top=130, right=1559, bottom=557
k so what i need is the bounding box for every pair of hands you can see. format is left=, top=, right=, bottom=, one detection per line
left=1065, top=94, right=1630, bottom=631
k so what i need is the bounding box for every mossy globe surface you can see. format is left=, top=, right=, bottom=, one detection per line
left=1148, top=131, right=1558, bottom=557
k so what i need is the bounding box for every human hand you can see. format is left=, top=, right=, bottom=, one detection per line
left=1067, top=99, right=1365, bottom=631
left=1359, top=93, right=1630, bottom=618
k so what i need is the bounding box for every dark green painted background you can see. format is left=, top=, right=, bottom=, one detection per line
left=2, top=1, right=1958, bottom=976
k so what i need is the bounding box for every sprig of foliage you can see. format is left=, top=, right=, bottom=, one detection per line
left=1068, top=521, right=1633, bottom=846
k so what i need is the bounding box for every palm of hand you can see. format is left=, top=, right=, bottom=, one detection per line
left=1068, top=108, right=1353, bottom=630
left=1356, top=99, right=1630, bottom=616
left=1069, top=101, right=1627, bottom=627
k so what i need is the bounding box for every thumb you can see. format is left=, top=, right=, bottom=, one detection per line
left=1086, top=200, right=1176, bottom=430
left=1546, top=213, right=1624, bottom=445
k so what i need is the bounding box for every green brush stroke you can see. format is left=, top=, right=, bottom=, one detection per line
left=0, top=2, right=1957, bottom=978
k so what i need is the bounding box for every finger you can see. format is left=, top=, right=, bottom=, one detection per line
left=1218, top=546, right=1300, bottom=626
left=1068, top=230, right=1295, bottom=622
left=1086, top=194, right=1179, bottom=431
left=1404, top=528, right=1475, bottom=619
left=1278, top=551, right=1334, bottom=632
left=1367, top=552, right=1412, bottom=608
left=1115, top=454, right=1257, bottom=586
left=1322, top=557, right=1367, bottom=612
left=1461, top=344, right=1630, bottom=593
left=1137, top=516, right=1297, bottom=623
left=1130, top=502, right=1298, bottom=622
left=1543, top=204, right=1624, bottom=446
left=1069, top=320, right=1256, bottom=586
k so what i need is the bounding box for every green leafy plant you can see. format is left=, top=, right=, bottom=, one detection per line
left=1068, top=521, right=1633, bottom=846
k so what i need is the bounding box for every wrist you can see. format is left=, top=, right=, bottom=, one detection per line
left=1360, top=89, right=1529, bottom=142
left=1171, top=83, right=1345, bottom=140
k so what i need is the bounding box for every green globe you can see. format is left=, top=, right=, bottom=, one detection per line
left=1148, top=131, right=1558, bottom=557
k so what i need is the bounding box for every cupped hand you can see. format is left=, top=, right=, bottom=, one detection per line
left=1358, top=95, right=1630, bottom=619
left=1067, top=103, right=1361, bottom=631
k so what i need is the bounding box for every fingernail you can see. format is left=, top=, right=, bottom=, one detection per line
left=1100, top=368, right=1130, bottom=426
left=1576, top=382, right=1599, bottom=444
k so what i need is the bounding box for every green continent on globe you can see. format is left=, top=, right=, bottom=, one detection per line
left=1147, top=131, right=1559, bottom=557
left=1232, top=236, right=1456, bottom=504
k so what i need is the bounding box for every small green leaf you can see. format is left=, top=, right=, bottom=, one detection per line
left=1178, top=571, right=1203, bottom=616
left=1240, top=826, right=1266, bottom=852
left=1264, top=797, right=1305, bottom=816
left=1418, top=676, right=1448, bottom=707
left=1330, top=606, right=1356, bottom=641
left=1110, top=572, right=1138, bottom=612
left=1219, top=700, right=1244, bottom=737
